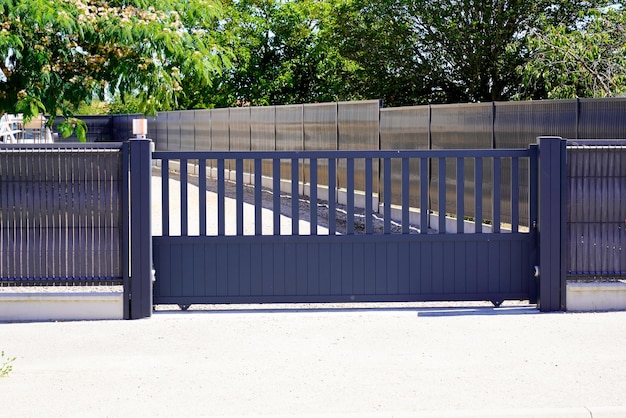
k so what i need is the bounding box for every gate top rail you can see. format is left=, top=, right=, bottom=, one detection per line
left=153, top=148, right=532, bottom=160
left=0, top=142, right=124, bottom=152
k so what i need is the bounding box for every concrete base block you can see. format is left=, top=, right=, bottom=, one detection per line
left=0, top=292, right=124, bottom=322
left=566, top=281, right=626, bottom=312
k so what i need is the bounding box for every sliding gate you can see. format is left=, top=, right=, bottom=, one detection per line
left=152, top=140, right=567, bottom=310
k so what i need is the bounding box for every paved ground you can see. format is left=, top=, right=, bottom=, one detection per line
left=1, top=306, right=626, bottom=417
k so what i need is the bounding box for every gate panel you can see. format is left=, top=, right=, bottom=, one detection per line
left=152, top=148, right=539, bottom=307
left=153, top=234, right=534, bottom=304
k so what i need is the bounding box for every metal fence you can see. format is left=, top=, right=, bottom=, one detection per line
left=567, top=141, right=626, bottom=278
left=59, top=98, right=625, bottom=281
left=0, top=143, right=124, bottom=285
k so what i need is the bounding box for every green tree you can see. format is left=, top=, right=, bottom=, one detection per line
left=184, top=0, right=357, bottom=108
left=520, top=6, right=626, bottom=99
left=330, top=0, right=607, bottom=106
left=0, top=0, right=230, bottom=140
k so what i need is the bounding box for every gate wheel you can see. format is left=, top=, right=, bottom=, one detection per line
left=491, top=300, right=503, bottom=308
left=178, top=304, right=191, bottom=311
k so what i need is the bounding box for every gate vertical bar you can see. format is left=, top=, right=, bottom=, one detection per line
left=121, top=142, right=130, bottom=319
left=529, top=143, right=539, bottom=304
left=129, top=138, right=153, bottom=319
left=538, top=137, right=567, bottom=312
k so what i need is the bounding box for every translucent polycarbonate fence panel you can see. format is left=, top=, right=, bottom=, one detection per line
left=194, top=110, right=211, bottom=151
left=494, top=100, right=577, bottom=149
left=429, top=103, right=493, bottom=222
left=578, top=98, right=626, bottom=139
left=154, top=112, right=169, bottom=151
left=0, top=146, right=123, bottom=283
left=230, top=107, right=252, bottom=174
left=567, top=146, right=626, bottom=276
left=337, top=100, right=380, bottom=194
left=303, top=102, right=337, bottom=193
left=494, top=100, right=577, bottom=227
left=179, top=110, right=195, bottom=151
left=276, top=104, right=304, bottom=183
left=251, top=106, right=276, bottom=178
left=380, top=106, right=430, bottom=207
left=211, top=108, right=230, bottom=174
left=167, top=111, right=182, bottom=151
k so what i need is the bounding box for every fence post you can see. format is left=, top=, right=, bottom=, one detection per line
left=129, top=137, right=153, bottom=319
left=537, top=136, right=567, bottom=312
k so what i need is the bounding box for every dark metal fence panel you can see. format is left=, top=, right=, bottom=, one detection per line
left=0, top=144, right=124, bottom=285
left=53, top=116, right=115, bottom=143
left=194, top=110, right=211, bottom=151
left=380, top=106, right=430, bottom=208
left=179, top=110, right=195, bottom=151
left=112, top=113, right=138, bottom=142
left=578, top=98, right=626, bottom=139
left=567, top=144, right=626, bottom=277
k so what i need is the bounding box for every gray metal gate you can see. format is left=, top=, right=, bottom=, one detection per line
left=151, top=139, right=567, bottom=311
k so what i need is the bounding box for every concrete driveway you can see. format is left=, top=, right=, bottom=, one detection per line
left=1, top=306, right=626, bottom=417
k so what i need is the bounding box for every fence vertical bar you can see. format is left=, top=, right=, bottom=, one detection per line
left=365, top=158, right=373, bottom=234
left=456, top=158, right=465, bottom=233
left=329, top=158, right=336, bottom=235
left=121, top=142, right=130, bottom=319
left=218, top=159, right=225, bottom=236
left=420, top=157, right=428, bottom=233
left=129, top=138, right=152, bottom=319
left=475, top=157, right=483, bottom=233
left=347, top=158, right=355, bottom=235
left=402, top=158, right=410, bottom=234
left=538, top=137, right=567, bottom=312
left=384, top=158, right=391, bottom=234
left=273, top=159, right=281, bottom=235
left=236, top=159, right=244, bottom=236
left=291, top=158, right=299, bottom=235
left=310, top=158, right=318, bottom=236
left=199, top=159, right=207, bottom=236
left=180, top=159, right=188, bottom=236
left=493, top=157, right=501, bottom=233
left=161, top=160, right=170, bottom=236
left=255, top=158, right=262, bottom=236
left=529, top=143, right=539, bottom=304
left=438, top=158, right=446, bottom=233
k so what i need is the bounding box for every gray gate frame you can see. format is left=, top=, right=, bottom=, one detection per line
left=133, top=137, right=567, bottom=314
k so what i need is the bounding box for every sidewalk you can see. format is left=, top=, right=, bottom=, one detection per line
left=1, top=306, right=625, bottom=417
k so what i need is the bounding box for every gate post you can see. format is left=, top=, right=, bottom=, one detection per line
left=537, top=137, right=567, bottom=312
left=128, top=137, right=153, bottom=319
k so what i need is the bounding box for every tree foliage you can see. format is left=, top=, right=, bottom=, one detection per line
left=0, top=0, right=231, bottom=139
left=521, top=6, right=626, bottom=99
left=180, top=0, right=359, bottom=109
